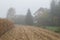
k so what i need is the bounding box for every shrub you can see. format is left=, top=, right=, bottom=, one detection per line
left=55, top=28, right=60, bottom=33
left=0, top=18, right=14, bottom=37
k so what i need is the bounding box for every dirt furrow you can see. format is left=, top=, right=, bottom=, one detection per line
left=35, top=26, right=60, bottom=38
left=24, top=26, right=50, bottom=40
left=23, top=26, right=44, bottom=40
left=0, top=25, right=60, bottom=40
left=29, top=26, right=60, bottom=40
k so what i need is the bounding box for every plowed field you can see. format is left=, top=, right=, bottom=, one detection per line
left=0, top=25, right=60, bottom=40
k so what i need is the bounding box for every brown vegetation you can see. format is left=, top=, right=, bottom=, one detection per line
left=0, top=25, right=60, bottom=40
left=0, top=18, right=14, bottom=37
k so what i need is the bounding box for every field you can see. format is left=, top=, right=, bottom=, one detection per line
left=0, top=25, right=60, bottom=40
left=41, top=26, right=60, bottom=33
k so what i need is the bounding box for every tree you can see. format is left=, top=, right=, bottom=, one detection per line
left=54, top=1, right=60, bottom=26
left=34, top=8, right=50, bottom=26
left=7, top=7, right=15, bottom=21
left=50, top=0, right=56, bottom=26
left=50, top=0, right=60, bottom=26
left=25, top=9, right=33, bottom=25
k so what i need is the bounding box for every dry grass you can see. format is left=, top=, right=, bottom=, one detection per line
left=0, top=25, right=60, bottom=40
left=0, top=18, right=14, bottom=37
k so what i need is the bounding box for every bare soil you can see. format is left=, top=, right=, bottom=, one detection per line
left=0, top=25, right=60, bottom=40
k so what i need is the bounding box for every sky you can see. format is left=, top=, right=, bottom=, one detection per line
left=0, top=0, right=51, bottom=18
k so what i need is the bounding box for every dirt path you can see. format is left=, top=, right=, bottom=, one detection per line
left=0, top=25, right=60, bottom=40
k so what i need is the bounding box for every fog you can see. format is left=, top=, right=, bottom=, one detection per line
left=0, top=0, right=51, bottom=18
left=0, top=0, right=60, bottom=39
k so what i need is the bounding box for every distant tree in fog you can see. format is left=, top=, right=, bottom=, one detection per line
left=25, top=9, right=33, bottom=25
left=7, top=8, right=15, bottom=20
left=50, top=0, right=60, bottom=26
left=34, top=8, right=49, bottom=26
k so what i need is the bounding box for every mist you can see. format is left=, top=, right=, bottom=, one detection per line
left=0, top=0, right=51, bottom=18
left=0, top=0, right=60, bottom=40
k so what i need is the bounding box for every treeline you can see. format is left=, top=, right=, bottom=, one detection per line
left=7, top=0, right=60, bottom=26
left=34, top=0, right=60, bottom=26
left=7, top=8, right=33, bottom=25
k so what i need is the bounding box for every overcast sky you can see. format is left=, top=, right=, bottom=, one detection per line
left=0, top=0, right=51, bottom=18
